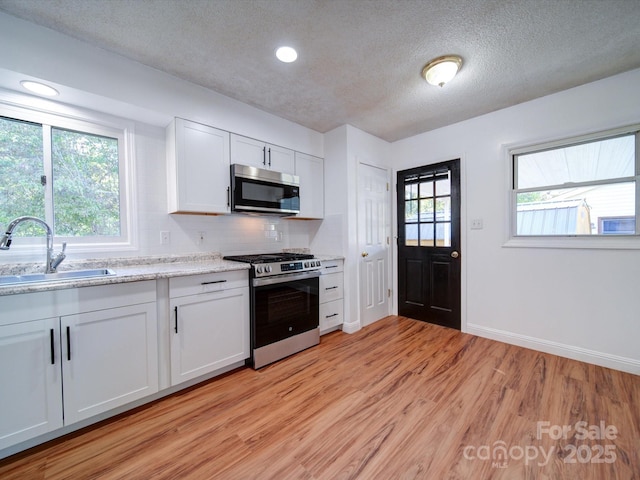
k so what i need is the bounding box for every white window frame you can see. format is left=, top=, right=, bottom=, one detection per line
left=0, top=93, right=137, bottom=254
left=504, top=124, right=640, bottom=250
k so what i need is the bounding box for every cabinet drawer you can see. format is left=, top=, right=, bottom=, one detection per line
left=320, top=299, right=343, bottom=331
left=320, top=259, right=343, bottom=274
left=169, top=270, right=247, bottom=297
left=320, top=273, right=343, bottom=303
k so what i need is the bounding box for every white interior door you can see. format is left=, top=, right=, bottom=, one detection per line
left=358, top=162, right=390, bottom=326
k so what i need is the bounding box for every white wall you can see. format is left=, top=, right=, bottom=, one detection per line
left=0, top=13, right=323, bottom=262
left=316, top=125, right=392, bottom=333
left=392, top=68, right=640, bottom=374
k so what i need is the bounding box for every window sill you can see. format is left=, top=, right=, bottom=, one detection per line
left=503, top=235, right=640, bottom=250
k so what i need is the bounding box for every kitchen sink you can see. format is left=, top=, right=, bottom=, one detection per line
left=0, top=268, right=116, bottom=286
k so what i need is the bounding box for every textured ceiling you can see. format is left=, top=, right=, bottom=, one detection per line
left=1, top=0, right=640, bottom=142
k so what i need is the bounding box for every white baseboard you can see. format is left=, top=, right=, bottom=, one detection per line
left=466, top=323, right=640, bottom=375
left=341, top=320, right=361, bottom=334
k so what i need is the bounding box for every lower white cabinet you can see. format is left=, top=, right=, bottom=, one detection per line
left=61, top=302, right=158, bottom=424
left=319, top=259, right=344, bottom=333
left=169, top=271, right=249, bottom=385
left=0, top=281, right=158, bottom=451
left=0, top=317, right=63, bottom=450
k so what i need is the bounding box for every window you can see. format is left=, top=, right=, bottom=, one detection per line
left=404, top=169, right=452, bottom=247
left=0, top=103, right=133, bottom=248
left=511, top=127, right=639, bottom=238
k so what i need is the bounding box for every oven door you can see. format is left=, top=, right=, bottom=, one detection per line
left=252, top=270, right=319, bottom=348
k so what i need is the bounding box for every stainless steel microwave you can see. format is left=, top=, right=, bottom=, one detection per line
left=230, top=164, right=300, bottom=215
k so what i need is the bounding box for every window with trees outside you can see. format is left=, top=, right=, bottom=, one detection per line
left=0, top=104, right=132, bottom=248
left=511, top=126, right=639, bottom=238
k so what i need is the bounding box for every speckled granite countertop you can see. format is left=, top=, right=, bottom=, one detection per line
left=0, top=253, right=249, bottom=296
left=0, top=252, right=345, bottom=296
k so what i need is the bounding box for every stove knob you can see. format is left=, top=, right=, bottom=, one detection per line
left=315, top=261, right=320, bottom=267
left=256, top=266, right=263, bottom=274
left=266, top=266, right=272, bottom=273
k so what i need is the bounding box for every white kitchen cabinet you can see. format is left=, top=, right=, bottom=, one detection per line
left=169, top=271, right=249, bottom=385
left=0, top=318, right=63, bottom=450
left=319, top=260, right=344, bottom=333
left=294, top=152, right=324, bottom=219
left=0, top=281, right=158, bottom=450
left=61, top=302, right=158, bottom=424
left=167, top=118, right=231, bottom=214
left=230, top=133, right=295, bottom=174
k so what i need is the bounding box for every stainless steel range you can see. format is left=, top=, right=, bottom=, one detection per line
left=223, top=252, right=322, bottom=368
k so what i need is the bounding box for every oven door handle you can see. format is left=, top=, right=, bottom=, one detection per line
left=252, top=270, right=320, bottom=287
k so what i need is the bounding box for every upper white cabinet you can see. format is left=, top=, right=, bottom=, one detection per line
left=167, top=118, right=231, bottom=214
left=294, top=152, right=324, bottom=219
left=230, top=133, right=295, bottom=174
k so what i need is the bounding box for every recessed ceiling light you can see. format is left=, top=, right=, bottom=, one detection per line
left=20, top=80, right=59, bottom=97
left=276, top=46, right=298, bottom=63
left=422, top=55, right=463, bottom=87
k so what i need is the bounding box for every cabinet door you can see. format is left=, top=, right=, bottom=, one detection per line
left=170, top=287, right=249, bottom=385
left=267, top=144, right=295, bottom=174
left=168, top=118, right=230, bottom=214
left=230, top=134, right=268, bottom=169
left=61, top=303, right=158, bottom=424
left=295, top=152, right=324, bottom=218
left=0, top=318, right=63, bottom=449
left=230, top=134, right=295, bottom=174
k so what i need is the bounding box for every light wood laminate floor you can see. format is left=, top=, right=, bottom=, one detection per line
left=1, top=316, right=638, bottom=479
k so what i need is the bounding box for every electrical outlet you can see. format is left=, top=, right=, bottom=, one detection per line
left=160, top=231, right=171, bottom=245
left=471, top=218, right=484, bottom=230
left=197, top=231, right=206, bottom=245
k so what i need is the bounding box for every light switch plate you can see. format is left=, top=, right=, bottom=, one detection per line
left=160, top=231, right=171, bottom=245
left=471, top=219, right=483, bottom=230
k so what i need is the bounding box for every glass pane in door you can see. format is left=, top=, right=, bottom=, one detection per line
left=405, top=224, right=418, bottom=246
left=436, top=223, right=451, bottom=247
left=420, top=223, right=434, bottom=247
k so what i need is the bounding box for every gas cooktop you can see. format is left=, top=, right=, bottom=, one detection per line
left=224, top=252, right=321, bottom=278
left=223, top=252, right=314, bottom=264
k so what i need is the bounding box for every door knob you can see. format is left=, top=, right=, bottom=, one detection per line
left=451, top=251, right=459, bottom=259
left=361, top=251, right=369, bottom=257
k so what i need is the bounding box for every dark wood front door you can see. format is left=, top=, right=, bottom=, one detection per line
left=397, top=159, right=461, bottom=329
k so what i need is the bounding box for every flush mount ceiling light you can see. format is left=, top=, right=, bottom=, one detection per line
left=422, top=55, right=463, bottom=87
left=275, top=46, right=298, bottom=63
left=20, top=80, right=59, bottom=96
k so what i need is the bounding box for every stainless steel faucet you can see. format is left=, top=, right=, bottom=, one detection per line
left=0, top=216, right=67, bottom=273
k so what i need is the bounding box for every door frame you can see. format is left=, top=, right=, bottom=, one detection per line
left=356, top=160, right=393, bottom=327
left=392, top=156, right=466, bottom=332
